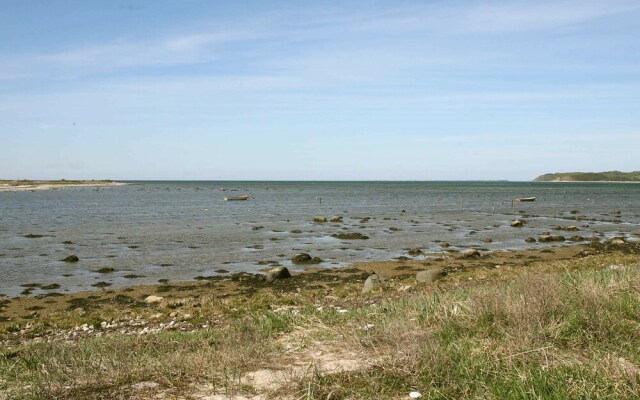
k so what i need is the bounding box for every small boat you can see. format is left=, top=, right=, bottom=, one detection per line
left=224, top=195, right=249, bottom=201
left=515, top=197, right=536, bottom=202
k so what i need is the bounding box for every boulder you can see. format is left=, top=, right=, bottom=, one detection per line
left=144, top=295, right=163, bottom=304
left=332, top=232, right=369, bottom=240
left=61, top=255, right=79, bottom=263
left=538, top=234, right=553, bottom=243
left=439, top=242, right=450, bottom=248
left=609, top=238, right=625, bottom=245
left=551, top=235, right=566, bottom=242
left=408, top=248, right=423, bottom=256
left=462, top=249, right=481, bottom=258
left=362, top=274, right=385, bottom=293
left=313, top=216, right=327, bottom=223
left=291, top=253, right=322, bottom=265
left=329, top=216, right=343, bottom=223
left=569, top=235, right=585, bottom=242
left=510, top=220, right=523, bottom=227
left=266, top=266, right=291, bottom=283
left=416, top=268, right=444, bottom=283
left=525, top=237, right=537, bottom=243
left=566, top=226, right=579, bottom=232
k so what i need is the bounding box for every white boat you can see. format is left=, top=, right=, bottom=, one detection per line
left=515, top=197, right=536, bottom=202
left=224, top=195, right=249, bottom=201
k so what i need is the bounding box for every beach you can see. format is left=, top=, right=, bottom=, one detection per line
left=1, top=240, right=639, bottom=399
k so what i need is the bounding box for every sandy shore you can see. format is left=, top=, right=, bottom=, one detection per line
left=0, top=181, right=129, bottom=192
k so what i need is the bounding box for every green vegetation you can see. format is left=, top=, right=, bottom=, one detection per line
left=534, top=171, right=640, bottom=182
left=1, top=250, right=639, bottom=399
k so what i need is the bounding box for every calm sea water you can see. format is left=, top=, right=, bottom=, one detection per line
left=1, top=181, right=639, bottom=297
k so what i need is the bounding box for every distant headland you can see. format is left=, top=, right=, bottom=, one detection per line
left=534, top=171, right=640, bottom=182
left=0, top=179, right=128, bottom=192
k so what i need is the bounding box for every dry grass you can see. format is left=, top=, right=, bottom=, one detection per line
left=1, top=252, right=640, bottom=399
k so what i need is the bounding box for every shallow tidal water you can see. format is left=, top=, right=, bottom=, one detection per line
left=1, top=181, right=639, bottom=297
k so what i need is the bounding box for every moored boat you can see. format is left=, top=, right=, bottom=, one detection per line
left=515, top=197, right=536, bottom=202
left=224, top=195, right=249, bottom=201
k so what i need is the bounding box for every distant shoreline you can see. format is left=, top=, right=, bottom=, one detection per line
left=0, top=180, right=128, bottom=192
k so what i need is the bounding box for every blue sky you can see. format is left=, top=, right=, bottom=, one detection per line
left=1, top=0, right=639, bottom=180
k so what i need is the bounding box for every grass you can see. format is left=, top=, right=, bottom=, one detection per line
left=1, top=251, right=639, bottom=399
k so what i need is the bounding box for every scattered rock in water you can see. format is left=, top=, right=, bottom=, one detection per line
left=290, top=229, right=302, bottom=234
left=266, top=266, right=292, bottom=283
left=416, top=268, right=444, bottom=283
left=482, top=238, right=493, bottom=243
left=510, top=220, right=524, bottom=227
left=215, top=269, right=229, bottom=274
left=569, top=235, right=585, bottom=241
left=23, top=234, right=44, bottom=239
left=123, top=274, right=145, bottom=279
left=160, top=263, right=173, bottom=267
left=389, top=227, right=401, bottom=232
left=252, top=226, right=265, bottom=230
left=525, top=237, right=537, bottom=243
left=332, top=232, right=369, bottom=240
left=439, top=242, right=450, bottom=248
left=61, top=255, right=79, bottom=263
left=551, top=235, right=566, bottom=242
left=395, top=256, right=410, bottom=261
left=144, top=295, right=163, bottom=304
left=91, top=282, right=111, bottom=288
left=408, top=248, right=423, bottom=256
left=551, top=226, right=563, bottom=231
left=566, top=226, right=579, bottom=231
left=462, top=249, right=481, bottom=258
left=313, top=216, right=328, bottom=223
left=330, top=216, right=343, bottom=223
left=41, top=284, right=61, bottom=290
left=95, top=267, right=116, bottom=274
left=362, top=274, right=385, bottom=293
left=539, top=234, right=553, bottom=242
left=291, top=253, right=322, bottom=265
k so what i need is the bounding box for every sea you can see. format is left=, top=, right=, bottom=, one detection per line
left=1, top=181, right=639, bottom=297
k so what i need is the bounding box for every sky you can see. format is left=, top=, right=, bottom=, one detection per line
left=1, top=0, right=639, bottom=181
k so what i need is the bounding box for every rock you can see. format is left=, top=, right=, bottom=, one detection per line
left=569, top=235, right=585, bottom=242
left=313, top=216, right=327, bottom=223
left=439, top=242, right=450, bottom=248
left=144, top=295, right=163, bottom=304
left=525, top=237, right=537, bottom=243
left=408, top=248, right=422, bottom=256
left=609, top=238, right=625, bottom=245
left=416, top=268, right=444, bottom=283
left=329, top=216, right=343, bottom=223
left=482, top=238, right=493, bottom=243
left=510, top=220, right=523, bottom=227
left=61, top=255, right=79, bottom=263
left=551, top=235, right=565, bottom=242
left=291, top=253, right=322, bottom=265
left=362, top=274, right=385, bottom=293
left=566, top=226, right=579, bottom=231
left=538, top=234, right=553, bottom=243
left=266, top=266, right=291, bottom=283
left=332, top=232, right=369, bottom=240
left=462, top=249, right=480, bottom=258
